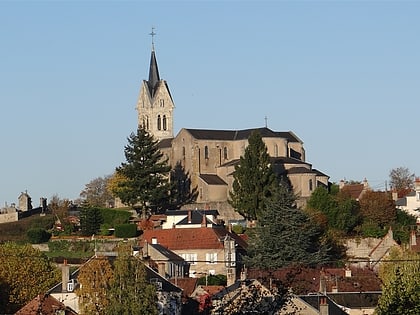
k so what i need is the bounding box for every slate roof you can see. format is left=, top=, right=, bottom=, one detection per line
left=149, top=243, right=186, bottom=264
left=142, top=227, right=248, bottom=250
left=300, top=294, right=348, bottom=315
left=158, top=137, right=173, bottom=149
left=199, top=174, right=228, bottom=185
left=165, top=209, right=219, bottom=217
left=184, top=127, right=301, bottom=143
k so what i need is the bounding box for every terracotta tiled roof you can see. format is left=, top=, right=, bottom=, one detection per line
left=341, top=184, right=365, bottom=200
left=15, top=294, right=77, bottom=315
left=171, top=277, right=199, bottom=299
left=142, top=227, right=247, bottom=250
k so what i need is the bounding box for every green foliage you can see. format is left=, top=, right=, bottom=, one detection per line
left=26, top=228, right=51, bottom=244
left=105, top=244, right=158, bottom=315
left=358, top=221, right=387, bottom=238
left=100, top=223, right=113, bottom=236
left=0, top=214, right=55, bottom=242
left=114, top=224, right=138, bottom=238
left=245, top=183, right=329, bottom=269
left=359, top=191, right=396, bottom=228
left=306, top=186, right=361, bottom=235
left=229, top=130, right=278, bottom=221
left=197, top=274, right=227, bottom=286
left=0, top=242, right=60, bottom=313
left=115, top=127, right=173, bottom=213
left=99, top=208, right=131, bottom=225
left=169, top=161, right=198, bottom=208
left=376, top=249, right=420, bottom=315
left=231, top=224, right=244, bottom=234
left=79, top=207, right=104, bottom=236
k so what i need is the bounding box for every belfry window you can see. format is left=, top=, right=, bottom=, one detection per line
left=157, top=115, right=161, bottom=130
left=204, top=146, right=209, bottom=160
left=163, top=115, right=167, bottom=130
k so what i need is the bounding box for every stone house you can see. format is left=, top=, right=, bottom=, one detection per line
left=141, top=225, right=248, bottom=286
left=394, top=177, right=420, bottom=223
left=133, top=44, right=330, bottom=218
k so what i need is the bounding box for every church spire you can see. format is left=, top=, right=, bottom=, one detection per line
left=148, top=28, right=160, bottom=97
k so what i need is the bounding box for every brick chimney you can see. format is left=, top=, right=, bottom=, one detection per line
left=188, top=210, right=192, bottom=224
left=201, top=213, right=207, bottom=227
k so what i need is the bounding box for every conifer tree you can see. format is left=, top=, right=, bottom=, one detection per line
left=245, top=182, right=328, bottom=269
left=105, top=244, right=158, bottom=315
left=229, top=130, right=277, bottom=221
left=115, top=127, right=173, bottom=214
left=79, top=207, right=103, bottom=236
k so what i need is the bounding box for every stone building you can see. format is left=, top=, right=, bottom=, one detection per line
left=135, top=43, right=329, bottom=217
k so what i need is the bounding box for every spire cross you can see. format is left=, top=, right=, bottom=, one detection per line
left=149, top=27, right=156, bottom=50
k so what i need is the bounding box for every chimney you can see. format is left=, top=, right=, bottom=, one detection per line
left=151, top=237, right=157, bottom=245
left=411, top=230, right=417, bottom=247
left=319, top=269, right=326, bottom=295
left=188, top=210, right=192, bottom=224
left=319, top=296, right=329, bottom=315
left=201, top=213, right=207, bottom=227
left=61, top=259, right=70, bottom=292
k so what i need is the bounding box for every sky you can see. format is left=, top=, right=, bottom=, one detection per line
left=1, top=0, right=419, bottom=206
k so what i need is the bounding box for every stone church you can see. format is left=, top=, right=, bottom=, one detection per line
left=135, top=44, right=329, bottom=221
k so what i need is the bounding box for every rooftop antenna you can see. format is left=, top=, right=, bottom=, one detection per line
left=264, top=116, right=268, bottom=128
left=149, top=27, right=156, bottom=51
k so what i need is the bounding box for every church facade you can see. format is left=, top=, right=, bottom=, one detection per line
left=136, top=46, right=329, bottom=220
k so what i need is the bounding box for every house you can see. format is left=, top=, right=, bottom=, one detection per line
left=142, top=241, right=189, bottom=279
left=345, top=228, right=400, bottom=270
left=141, top=226, right=248, bottom=286
left=394, top=178, right=420, bottom=223
left=339, top=179, right=370, bottom=201
left=162, top=209, right=221, bottom=229
left=48, top=255, right=183, bottom=315
left=15, top=293, right=77, bottom=315
left=132, top=42, right=330, bottom=219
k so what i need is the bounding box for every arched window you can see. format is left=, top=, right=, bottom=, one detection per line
left=223, top=147, right=228, bottom=160
left=309, top=179, right=313, bottom=191
left=163, top=115, right=167, bottom=130
left=146, top=116, right=149, bottom=130
left=204, top=146, right=209, bottom=160
left=274, top=144, right=278, bottom=157
left=182, top=146, right=186, bottom=159
left=157, top=115, right=161, bottom=130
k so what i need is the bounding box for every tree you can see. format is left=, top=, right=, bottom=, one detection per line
left=359, top=190, right=396, bottom=229
left=245, top=182, right=328, bottom=269
left=115, top=127, right=173, bottom=214
left=105, top=244, right=158, bottom=315
left=169, top=161, right=198, bottom=208
left=376, top=248, right=420, bottom=315
left=79, top=207, right=103, bottom=236
left=0, top=242, right=60, bottom=313
left=76, top=257, right=114, bottom=315
left=389, top=167, right=415, bottom=197
left=80, top=175, right=114, bottom=207
left=229, top=130, right=278, bottom=221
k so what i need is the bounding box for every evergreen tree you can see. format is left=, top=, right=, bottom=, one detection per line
left=245, top=182, right=328, bottom=269
left=229, top=130, right=277, bottom=221
left=115, top=127, right=173, bottom=213
left=79, top=207, right=103, bottom=236
left=105, top=244, right=158, bottom=315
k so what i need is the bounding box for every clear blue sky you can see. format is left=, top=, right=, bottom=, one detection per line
left=1, top=0, right=419, bottom=206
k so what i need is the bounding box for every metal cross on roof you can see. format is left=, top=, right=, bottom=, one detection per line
left=150, top=27, right=156, bottom=50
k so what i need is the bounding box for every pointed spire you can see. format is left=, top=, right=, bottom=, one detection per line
left=148, top=27, right=160, bottom=97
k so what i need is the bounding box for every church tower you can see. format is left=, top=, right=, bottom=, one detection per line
left=136, top=32, right=174, bottom=141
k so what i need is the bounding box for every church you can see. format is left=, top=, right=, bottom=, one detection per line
left=135, top=43, right=329, bottom=221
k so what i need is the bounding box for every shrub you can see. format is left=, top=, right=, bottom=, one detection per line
left=27, top=228, right=52, bottom=244
left=115, top=224, right=138, bottom=238
left=231, top=224, right=244, bottom=234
